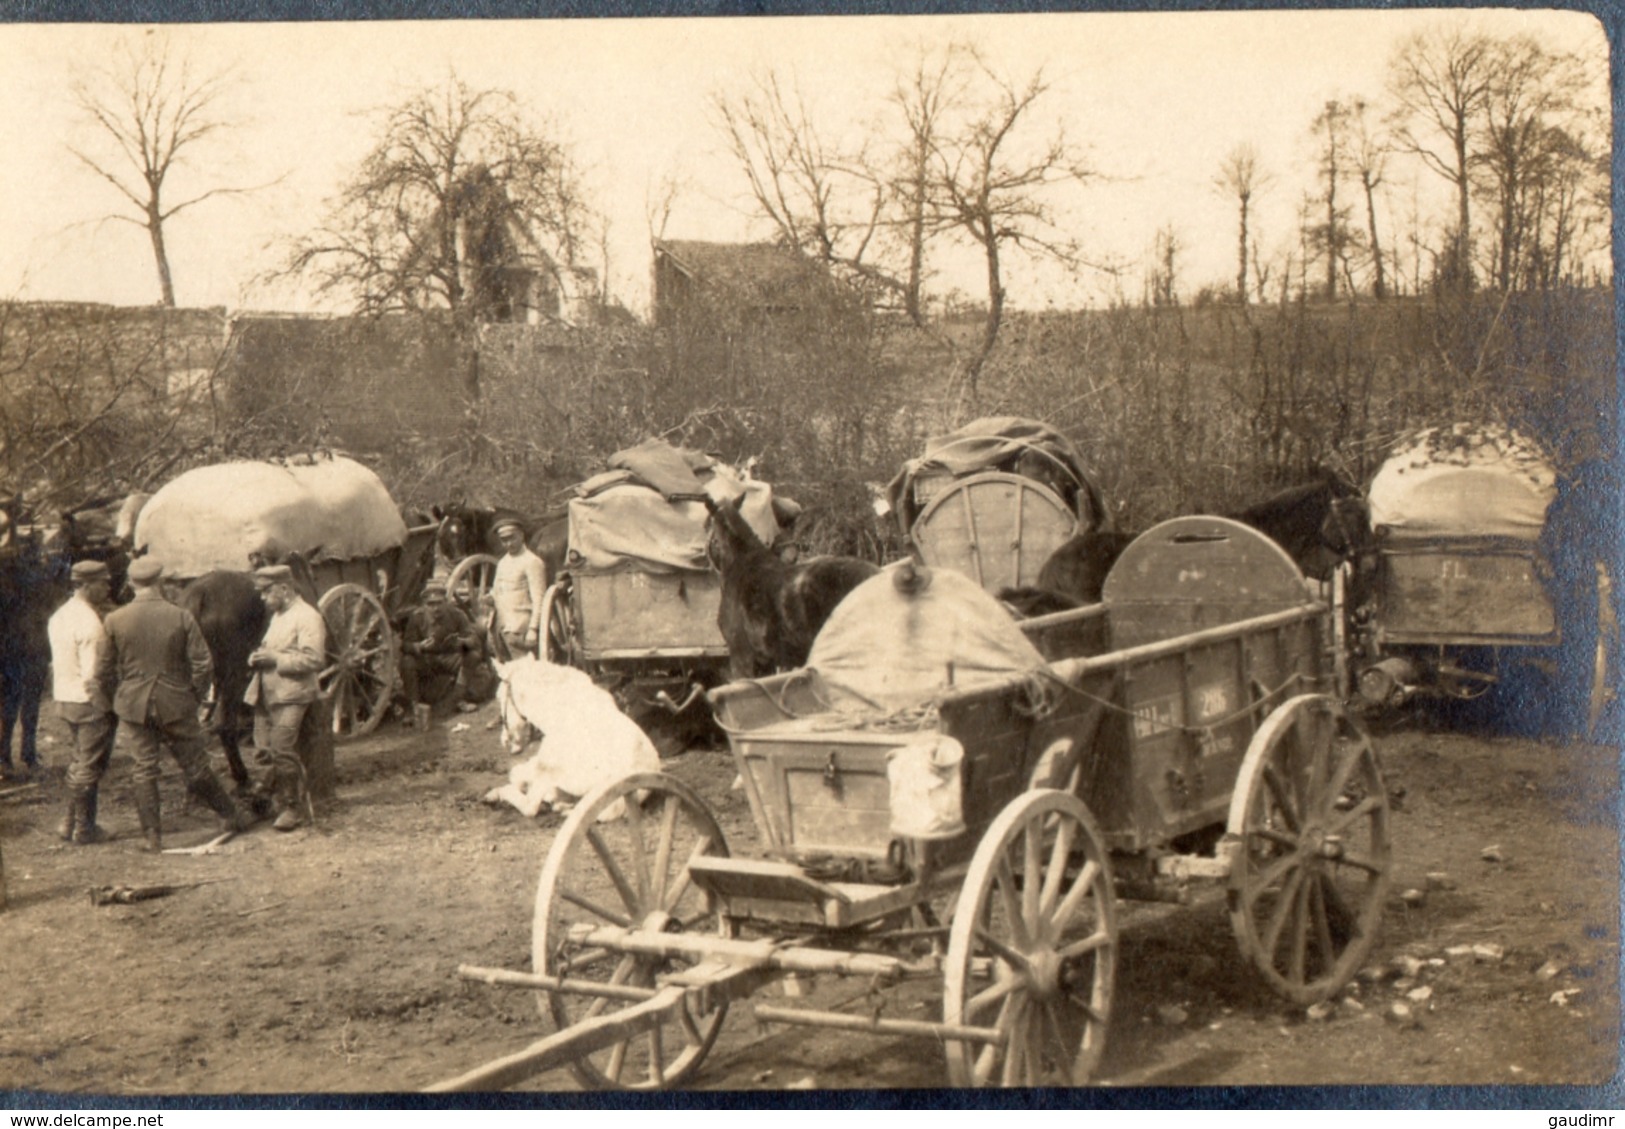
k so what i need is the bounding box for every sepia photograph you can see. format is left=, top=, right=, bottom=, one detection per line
left=0, top=5, right=1617, bottom=1102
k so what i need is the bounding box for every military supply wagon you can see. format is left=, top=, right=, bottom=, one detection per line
left=432, top=516, right=1391, bottom=1091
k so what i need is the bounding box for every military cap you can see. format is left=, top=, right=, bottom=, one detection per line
left=70, top=560, right=110, bottom=582
left=493, top=517, right=525, bottom=535
left=423, top=579, right=448, bottom=596
left=127, top=557, right=164, bottom=584
left=253, top=564, right=294, bottom=587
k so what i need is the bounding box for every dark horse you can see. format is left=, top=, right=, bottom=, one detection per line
left=1224, top=471, right=1367, bottom=582
left=704, top=494, right=878, bottom=679
left=179, top=570, right=269, bottom=793
left=0, top=499, right=67, bottom=778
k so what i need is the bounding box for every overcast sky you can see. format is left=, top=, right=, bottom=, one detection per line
left=0, top=9, right=1609, bottom=316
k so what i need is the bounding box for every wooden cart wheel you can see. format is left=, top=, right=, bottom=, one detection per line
left=1587, top=560, right=1617, bottom=741
left=943, top=789, right=1117, bottom=1087
left=317, top=583, right=395, bottom=738
left=1227, top=693, right=1391, bottom=1004
left=533, top=772, right=731, bottom=1091
left=539, top=580, right=575, bottom=666
left=446, top=553, right=498, bottom=614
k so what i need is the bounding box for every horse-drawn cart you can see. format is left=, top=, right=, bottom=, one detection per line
left=887, top=416, right=1108, bottom=593
left=133, top=455, right=440, bottom=737
left=1347, top=425, right=1615, bottom=734
left=533, top=442, right=786, bottom=750
left=432, top=516, right=1391, bottom=1090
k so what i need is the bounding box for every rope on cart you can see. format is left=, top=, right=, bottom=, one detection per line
left=1034, top=667, right=1307, bottom=740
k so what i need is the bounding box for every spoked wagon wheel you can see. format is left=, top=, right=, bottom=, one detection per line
left=943, top=789, right=1117, bottom=1087
left=1227, top=693, right=1391, bottom=1004
left=317, top=583, right=395, bottom=738
left=533, top=772, right=731, bottom=1091
left=539, top=580, right=576, bottom=665
left=446, top=553, right=498, bottom=615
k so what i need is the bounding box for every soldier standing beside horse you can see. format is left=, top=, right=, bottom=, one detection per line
left=47, top=560, right=118, bottom=844
left=98, top=557, right=249, bottom=852
left=244, top=564, right=327, bottom=832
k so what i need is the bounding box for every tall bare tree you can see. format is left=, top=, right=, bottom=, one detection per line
left=920, top=52, right=1092, bottom=413
left=287, top=77, right=595, bottom=323
left=716, top=45, right=1094, bottom=413
left=1386, top=25, right=1495, bottom=293
left=1309, top=100, right=1356, bottom=300
left=69, top=31, right=261, bottom=307
left=1213, top=143, right=1271, bottom=306
left=1348, top=98, right=1390, bottom=299
left=1473, top=36, right=1592, bottom=291
left=713, top=73, right=908, bottom=311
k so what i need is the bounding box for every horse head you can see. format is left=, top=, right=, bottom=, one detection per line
left=493, top=658, right=537, bottom=758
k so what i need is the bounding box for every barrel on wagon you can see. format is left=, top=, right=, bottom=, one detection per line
left=887, top=416, right=1108, bottom=593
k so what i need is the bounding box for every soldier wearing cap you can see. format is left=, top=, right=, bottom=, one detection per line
left=244, top=563, right=327, bottom=831
left=47, top=560, right=116, bottom=843
left=399, top=579, right=485, bottom=725
left=491, top=517, right=547, bottom=658
left=97, top=557, right=248, bottom=851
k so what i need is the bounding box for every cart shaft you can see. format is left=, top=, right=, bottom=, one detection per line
left=570, top=923, right=930, bottom=979
left=424, top=985, right=685, bottom=1092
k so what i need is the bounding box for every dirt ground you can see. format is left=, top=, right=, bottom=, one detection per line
left=0, top=697, right=1618, bottom=1103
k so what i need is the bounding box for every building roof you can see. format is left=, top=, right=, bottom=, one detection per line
left=653, top=239, right=832, bottom=302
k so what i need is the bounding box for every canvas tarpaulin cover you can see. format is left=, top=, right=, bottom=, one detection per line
left=885, top=415, right=1104, bottom=533
left=1367, top=425, right=1557, bottom=542
left=806, top=563, right=1046, bottom=715
left=566, top=440, right=780, bottom=572
left=134, top=456, right=407, bottom=578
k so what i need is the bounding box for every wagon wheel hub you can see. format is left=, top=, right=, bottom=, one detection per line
left=1026, top=946, right=1065, bottom=1000
left=641, top=910, right=679, bottom=934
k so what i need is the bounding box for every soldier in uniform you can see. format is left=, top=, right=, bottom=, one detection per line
left=98, top=557, right=248, bottom=852
left=47, top=559, right=116, bottom=844
left=245, top=564, right=327, bottom=831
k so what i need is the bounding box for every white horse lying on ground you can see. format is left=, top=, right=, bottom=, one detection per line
left=485, top=655, right=660, bottom=822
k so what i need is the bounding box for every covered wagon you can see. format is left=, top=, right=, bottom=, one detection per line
left=134, top=454, right=439, bottom=736
left=539, top=439, right=783, bottom=751
left=1350, top=424, right=1612, bottom=731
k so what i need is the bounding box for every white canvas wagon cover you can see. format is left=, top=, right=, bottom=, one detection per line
left=807, top=563, right=1045, bottom=714
left=134, top=455, right=408, bottom=578
left=1367, top=424, right=1557, bottom=542
left=566, top=439, right=780, bottom=572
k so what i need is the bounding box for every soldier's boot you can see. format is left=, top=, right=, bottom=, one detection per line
left=73, top=786, right=109, bottom=844
left=272, top=769, right=306, bottom=833
left=189, top=773, right=252, bottom=834
left=134, top=781, right=163, bottom=853
left=56, top=794, right=78, bottom=841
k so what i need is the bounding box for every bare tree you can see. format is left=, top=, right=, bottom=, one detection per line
left=716, top=45, right=1094, bottom=412
left=1472, top=36, right=1595, bottom=292
left=1309, top=100, right=1358, bottom=301
left=69, top=31, right=264, bottom=308
left=713, top=72, right=920, bottom=316
left=1348, top=99, right=1390, bottom=299
left=923, top=53, right=1093, bottom=413
left=1213, top=143, right=1271, bottom=305
left=1387, top=25, right=1495, bottom=293
left=286, top=76, right=596, bottom=324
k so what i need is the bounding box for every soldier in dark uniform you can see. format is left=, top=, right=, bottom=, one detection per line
left=400, top=580, right=485, bottom=725
left=97, top=557, right=249, bottom=851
